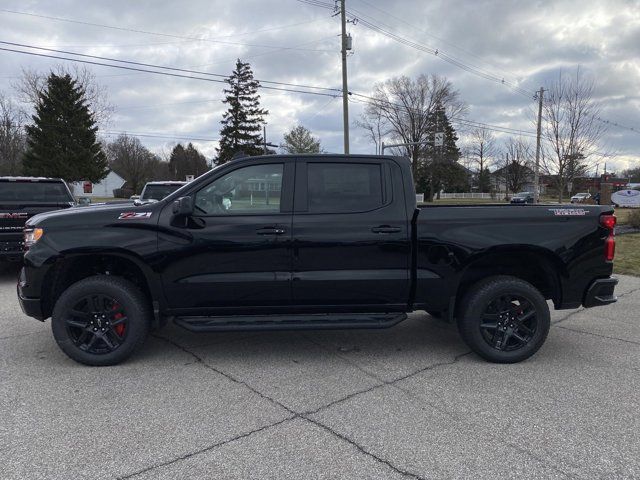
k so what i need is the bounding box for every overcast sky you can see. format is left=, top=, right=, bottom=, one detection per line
left=1, top=0, right=638, bottom=172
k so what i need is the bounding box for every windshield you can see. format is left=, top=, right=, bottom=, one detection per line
left=141, top=184, right=184, bottom=201
left=514, top=192, right=530, bottom=198
left=0, top=181, right=73, bottom=203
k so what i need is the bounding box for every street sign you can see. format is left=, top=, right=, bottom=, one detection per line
left=434, top=132, right=444, bottom=147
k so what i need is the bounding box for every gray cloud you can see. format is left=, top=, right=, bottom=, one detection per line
left=0, top=0, right=638, bottom=171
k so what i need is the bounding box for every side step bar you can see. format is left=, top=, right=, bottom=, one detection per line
left=174, top=313, right=408, bottom=332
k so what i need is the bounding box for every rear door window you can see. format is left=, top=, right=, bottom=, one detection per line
left=307, top=163, right=384, bottom=213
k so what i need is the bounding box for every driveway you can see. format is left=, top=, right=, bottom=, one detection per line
left=1, top=263, right=639, bottom=479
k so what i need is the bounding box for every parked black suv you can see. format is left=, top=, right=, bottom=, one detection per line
left=18, top=155, right=617, bottom=366
left=1, top=177, right=74, bottom=261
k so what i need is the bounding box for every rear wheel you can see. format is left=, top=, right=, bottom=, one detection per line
left=457, top=276, right=550, bottom=363
left=52, top=276, right=150, bottom=366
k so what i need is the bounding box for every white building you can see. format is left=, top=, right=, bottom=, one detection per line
left=70, top=170, right=126, bottom=198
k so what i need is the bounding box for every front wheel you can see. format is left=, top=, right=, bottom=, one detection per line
left=52, top=276, right=150, bottom=366
left=457, top=276, right=550, bottom=363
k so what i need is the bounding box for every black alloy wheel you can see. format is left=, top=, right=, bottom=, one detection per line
left=52, top=276, right=150, bottom=366
left=478, top=294, right=537, bottom=352
left=457, top=276, right=550, bottom=363
left=64, top=294, right=129, bottom=355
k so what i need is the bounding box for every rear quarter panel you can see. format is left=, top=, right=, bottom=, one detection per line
left=414, top=204, right=614, bottom=311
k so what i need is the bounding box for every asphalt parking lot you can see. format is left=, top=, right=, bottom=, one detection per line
left=1, top=264, right=639, bottom=480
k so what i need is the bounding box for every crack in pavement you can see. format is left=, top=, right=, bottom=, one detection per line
left=300, top=348, right=473, bottom=417
left=552, top=308, right=584, bottom=325
left=302, top=337, right=578, bottom=478
left=303, top=416, right=429, bottom=480
left=151, top=334, right=296, bottom=415
left=116, top=416, right=296, bottom=480
left=129, top=334, right=439, bottom=479
left=555, top=324, right=640, bottom=346
left=387, top=383, right=578, bottom=479
left=552, top=285, right=640, bottom=326
left=617, top=285, right=640, bottom=299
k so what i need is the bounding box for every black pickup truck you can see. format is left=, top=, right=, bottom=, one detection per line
left=1, top=177, right=75, bottom=261
left=18, top=155, right=618, bottom=366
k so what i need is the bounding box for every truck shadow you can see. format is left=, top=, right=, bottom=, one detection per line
left=143, top=313, right=468, bottom=370
left=0, top=262, right=21, bottom=282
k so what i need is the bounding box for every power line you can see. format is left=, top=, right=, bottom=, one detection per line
left=13, top=122, right=220, bottom=143
left=297, top=0, right=534, bottom=98
left=348, top=92, right=538, bottom=138
left=0, top=8, right=335, bottom=53
left=348, top=12, right=533, bottom=99
left=0, top=41, right=342, bottom=93
left=593, top=116, right=640, bottom=135
left=353, top=0, right=523, bottom=84
left=101, top=131, right=219, bottom=142
left=0, top=46, right=340, bottom=97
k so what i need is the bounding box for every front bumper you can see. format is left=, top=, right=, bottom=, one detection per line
left=17, top=267, right=46, bottom=320
left=0, top=240, right=24, bottom=261
left=583, top=277, right=618, bottom=308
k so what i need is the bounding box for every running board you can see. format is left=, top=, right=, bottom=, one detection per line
left=174, top=313, right=408, bottom=332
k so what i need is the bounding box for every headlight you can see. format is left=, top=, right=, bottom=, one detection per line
left=24, top=228, right=44, bottom=249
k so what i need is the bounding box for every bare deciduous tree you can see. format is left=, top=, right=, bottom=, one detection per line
left=0, top=93, right=26, bottom=175
left=107, top=134, right=158, bottom=194
left=496, top=137, right=533, bottom=195
left=14, top=65, right=113, bottom=126
left=358, top=74, right=466, bottom=178
left=354, top=111, right=389, bottom=155
left=469, top=127, right=497, bottom=192
left=541, top=69, right=607, bottom=202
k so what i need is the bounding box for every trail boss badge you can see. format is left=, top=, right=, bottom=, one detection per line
left=548, top=208, right=588, bottom=216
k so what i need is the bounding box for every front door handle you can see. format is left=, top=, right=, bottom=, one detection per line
left=256, top=226, right=286, bottom=235
left=371, top=225, right=401, bottom=234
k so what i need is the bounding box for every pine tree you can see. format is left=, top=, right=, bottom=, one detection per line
left=415, top=105, right=466, bottom=200
left=23, top=73, right=108, bottom=182
left=280, top=125, right=322, bottom=154
left=216, top=60, right=268, bottom=164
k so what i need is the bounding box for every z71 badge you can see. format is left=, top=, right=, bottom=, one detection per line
left=118, top=212, right=152, bottom=219
left=548, top=208, right=588, bottom=216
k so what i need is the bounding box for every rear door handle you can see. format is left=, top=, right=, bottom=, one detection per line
left=371, top=225, right=401, bottom=234
left=256, top=226, right=286, bottom=235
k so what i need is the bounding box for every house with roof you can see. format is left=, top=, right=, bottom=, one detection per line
left=70, top=170, right=126, bottom=198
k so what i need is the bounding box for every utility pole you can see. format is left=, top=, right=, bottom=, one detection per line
left=533, top=87, right=544, bottom=203
left=340, top=0, right=350, bottom=154
left=261, top=126, right=278, bottom=154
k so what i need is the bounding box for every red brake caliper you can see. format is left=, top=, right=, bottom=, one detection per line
left=112, top=303, right=126, bottom=336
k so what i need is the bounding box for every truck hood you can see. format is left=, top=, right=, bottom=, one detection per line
left=26, top=203, right=159, bottom=227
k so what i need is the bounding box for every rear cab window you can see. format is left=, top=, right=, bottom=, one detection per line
left=0, top=180, right=73, bottom=203
left=141, top=184, right=184, bottom=201
left=304, top=162, right=388, bottom=213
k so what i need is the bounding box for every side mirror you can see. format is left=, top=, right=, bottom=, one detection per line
left=172, top=196, right=194, bottom=216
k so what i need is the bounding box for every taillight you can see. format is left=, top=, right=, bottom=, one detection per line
left=600, top=214, right=616, bottom=231
left=600, top=214, right=616, bottom=262
left=604, top=236, right=615, bottom=261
